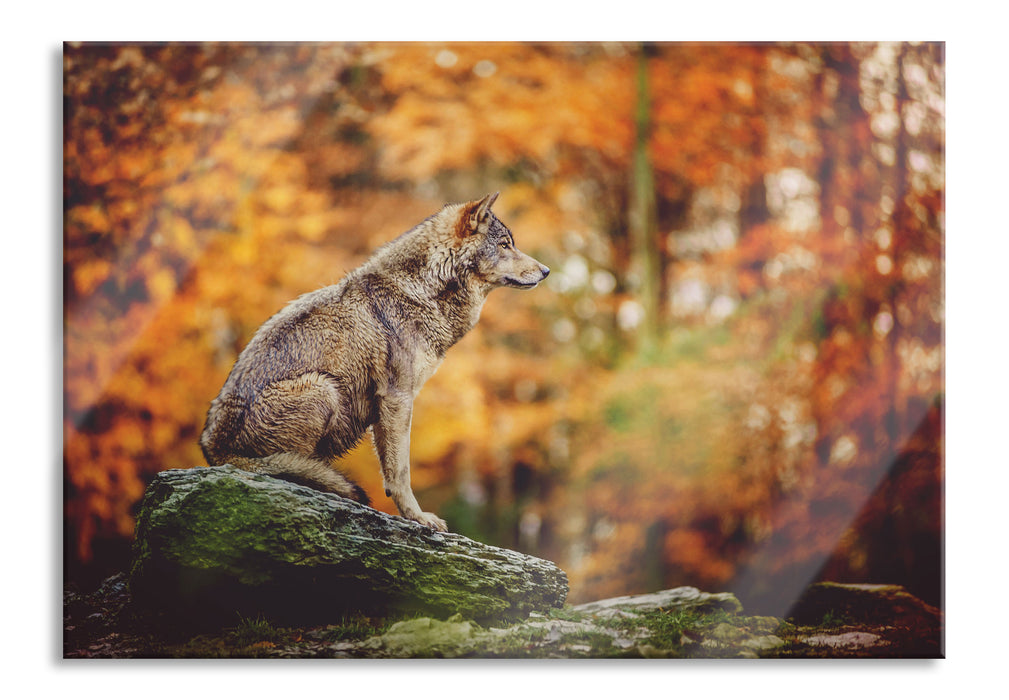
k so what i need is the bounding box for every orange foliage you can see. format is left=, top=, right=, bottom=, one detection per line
left=64, top=42, right=943, bottom=614
left=371, top=43, right=635, bottom=181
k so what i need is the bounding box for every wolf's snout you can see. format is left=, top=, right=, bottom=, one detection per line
left=505, top=261, right=550, bottom=289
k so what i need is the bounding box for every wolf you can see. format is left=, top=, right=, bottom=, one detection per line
left=200, top=193, right=549, bottom=531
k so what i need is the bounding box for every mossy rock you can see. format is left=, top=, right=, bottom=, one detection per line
left=129, top=467, right=568, bottom=628
left=787, top=582, right=942, bottom=628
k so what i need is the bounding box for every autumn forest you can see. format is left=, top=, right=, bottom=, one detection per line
left=63, top=42, right=944, bottom=617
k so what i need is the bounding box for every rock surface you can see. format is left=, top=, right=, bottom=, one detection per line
left=65, top=577, right=943, bottom=658
left=64, top=465, right=942, bottom=658
left=572, top=586, right=743, bottom=616
left=129, top=467, right=568, bottom=626
left=788, top=582, right=943, bottom=628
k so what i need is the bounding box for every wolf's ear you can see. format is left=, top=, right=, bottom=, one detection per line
left=463, top=192, right=499, bottom=233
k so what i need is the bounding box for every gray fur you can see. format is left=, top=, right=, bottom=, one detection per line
left=200, top=193, right=550, bottom=531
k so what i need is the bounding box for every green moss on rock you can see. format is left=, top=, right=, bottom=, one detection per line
left=129, top=467, right=568, bottom=628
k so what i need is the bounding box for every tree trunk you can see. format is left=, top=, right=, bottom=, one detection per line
left=629, top=44, right=661, bottom=355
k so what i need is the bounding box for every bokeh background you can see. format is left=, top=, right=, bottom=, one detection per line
left=63, top=42, right=943, bottom=617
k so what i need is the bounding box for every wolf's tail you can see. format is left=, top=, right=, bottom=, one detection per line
left=211, top=453, right=371, bottom=506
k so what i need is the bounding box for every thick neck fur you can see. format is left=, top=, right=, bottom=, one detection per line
left=354, top=206, right=488, bottom=355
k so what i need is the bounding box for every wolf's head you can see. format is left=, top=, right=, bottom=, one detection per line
left=454, top=192, right=550, bottom=291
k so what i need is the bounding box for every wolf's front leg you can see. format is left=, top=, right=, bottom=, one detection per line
left=373, top=393, right=448, bottom=532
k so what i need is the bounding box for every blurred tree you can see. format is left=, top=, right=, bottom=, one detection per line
left=629, top=43, right=660, bottom=354
left=63, top=43, right=943, bottom=610
left=63, top=42, right=360, bottom=571
left=725, top=42, right=944, bottom=612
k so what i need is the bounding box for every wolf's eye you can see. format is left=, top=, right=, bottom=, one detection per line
left=499, top=239, right=512, bottom=249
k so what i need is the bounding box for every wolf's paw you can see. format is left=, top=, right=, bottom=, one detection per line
left=414, top=511, right=448, bottom=532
